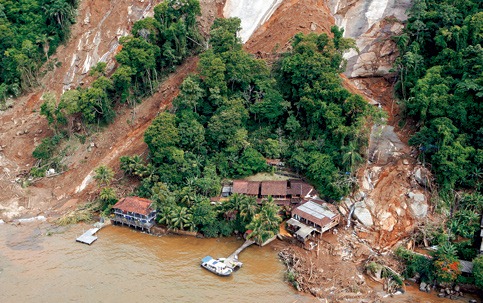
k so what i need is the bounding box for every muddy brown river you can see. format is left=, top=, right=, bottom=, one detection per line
left=0, top=222, right=314, bottom=302
left=2, top=221, right=479, bottom=302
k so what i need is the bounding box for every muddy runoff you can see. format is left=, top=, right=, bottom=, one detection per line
left=0, top=222, right=314, bottom=302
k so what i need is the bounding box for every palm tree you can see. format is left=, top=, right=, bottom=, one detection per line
left=170, top=206, right=194, bottom=231
left=341, top=141, right=363, bottom=174
left=93, top=165, right=114, bottom=187
left=259, top=199, right=281, bottom=232
left=157, top=206, right=173, bottom=226
left=179, top=188, right=196, bottom=207
left=246, top=214, right=264, bottom=243
left=246, top=200, right=281, bottom=244
left=239, top=196, right=258, bottom=222
left=36, top=34, right=53, bottom=60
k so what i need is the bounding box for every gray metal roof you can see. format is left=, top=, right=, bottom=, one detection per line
left=295, top=225, right=316, bottom=239
left=459, top=260, right=473, bottom=274
left=297, top=200, right=336, bottom=220
left=287, top=218, right=303, bottom=228
left=222, top=186, right=232, bottom=193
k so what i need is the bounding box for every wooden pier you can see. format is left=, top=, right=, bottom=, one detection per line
left=224, top=239, right=255, bottom=270
left=76, top=222, right=106, bottom=245
left=228, top=239, right=255, bottom=260
left=76, top=228, right=100, bottom=245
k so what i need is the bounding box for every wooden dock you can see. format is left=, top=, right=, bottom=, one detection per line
left=76, top=227, right=101, bottom=245
left=223, top=239, right=255, bottom=270
left=228, top=239, right=255, bottom=261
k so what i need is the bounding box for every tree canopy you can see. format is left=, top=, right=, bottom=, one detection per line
left=0, top=0, right=78, bottom=96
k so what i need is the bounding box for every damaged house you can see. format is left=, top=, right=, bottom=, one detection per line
left=287, top=199, right=340, bottom=242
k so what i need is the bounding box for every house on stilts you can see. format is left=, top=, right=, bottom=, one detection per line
left=111, top=197, right=156, bottom=232
left=286, top=199, right=340, bottom=242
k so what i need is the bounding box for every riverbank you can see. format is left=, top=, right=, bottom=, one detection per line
left=273, top=230, right=482, bottom=303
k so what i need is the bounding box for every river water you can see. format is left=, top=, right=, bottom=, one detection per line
left=0, top=222, right=314, bottom=303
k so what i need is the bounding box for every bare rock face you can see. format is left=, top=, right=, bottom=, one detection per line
left=224, top=0, right=284, bottom=43
left=413, top=166, right=432, bottom=187
left=377, top=211, right=397, bottom=232
left=368, top=125, right=406, bottom=165
left=349, top=122, right=433, bottom=248
left=353, top=201, right=374, bottom=227
left=60, top=0, right=156, bottom=92
left=327, top=0, right=412, bottom=78
left=408, top=191, right=428, bottom=219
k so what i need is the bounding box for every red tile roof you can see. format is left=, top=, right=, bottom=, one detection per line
left=232, top=180, right=248, bottom=194
left=288, top=179, right=314, bottom=197
left=113, top=197, right=154, bottom=216
left=261, top=181, right=287, bottom=196
left=232, top=180, right=260, bottom=195
left=246, top=181, right=260, bottom=195
left=266, top=158, right=283, bottom=166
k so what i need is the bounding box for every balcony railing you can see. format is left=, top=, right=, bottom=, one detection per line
left=111, top=215, right=154, bottom=229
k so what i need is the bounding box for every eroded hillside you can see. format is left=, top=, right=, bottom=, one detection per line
left=0, top=0, right=428, bottom=257
left=0, top=0, right=225, bottom=220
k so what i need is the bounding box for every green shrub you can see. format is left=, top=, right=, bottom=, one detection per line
left=473, top=255, right=483, bottom=289
left=395, top=247, right=435, bottom=282
left=32, top=135, right=63, bottom=160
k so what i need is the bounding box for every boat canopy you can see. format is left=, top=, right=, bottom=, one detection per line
left=201, top=256, right=213, bottom=263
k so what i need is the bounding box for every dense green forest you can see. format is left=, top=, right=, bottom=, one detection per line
left=114, top=16, right=382, bottom=237
left=396, top=0, right=483, bottom=193
left=132, top=19, right=380, bottom=200
left=395, top=0, right=483, bottom=286
left=0, top=0, right=78, bottom=99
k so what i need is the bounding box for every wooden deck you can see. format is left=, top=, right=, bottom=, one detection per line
left=76, top=228, right=100, bottom=245
left=228, top=239, right=255, bottom=260
left=223, top=239, right=255, bottom=270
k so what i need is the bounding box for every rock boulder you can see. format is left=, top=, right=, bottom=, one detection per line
left=353, top=202, right=374, bottom=227
left=408, top=191, right=428, bottom=219
left=414, top=167, right=431, bottom=187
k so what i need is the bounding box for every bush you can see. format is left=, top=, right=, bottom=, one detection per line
left=473, top=255, right=483, bottom=289
left=32, top=135, right=63, bottom=160
left=395, top=247, right=435, bottom=282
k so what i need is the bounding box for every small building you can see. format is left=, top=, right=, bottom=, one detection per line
left=287, top=199, right=340, bottom=242
left=287, top=179, right=314, bottom=199
left=230, top=179, right=316, bottom=206
left=221, top=185, right=233, bottom=197
left=260, top=181, right=287, bottom=199
left=266, top=159, right=285, bottom=167
left=232, top=180, right=260, bottom=197
left=111, top=197, right=156, bottom=232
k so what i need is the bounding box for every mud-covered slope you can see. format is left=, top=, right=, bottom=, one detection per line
left=0, top=0, right=224, bottom=221
left=234, top=0, right=431, bottom=249
left=1, top=0, right=429, bottom=251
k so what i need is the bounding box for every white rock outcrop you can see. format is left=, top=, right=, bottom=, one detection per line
left=223, top=0, right=284, bottom=43
left=408, top=191, right=428, bottom=219
left=327, top=0, right=411, bottom=77
left=353, top=201, right=374, bottom=227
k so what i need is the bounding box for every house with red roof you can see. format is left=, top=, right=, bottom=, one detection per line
left=230, top=179, right=316, bottom=205
left=111, top=197, right=157, bottom=232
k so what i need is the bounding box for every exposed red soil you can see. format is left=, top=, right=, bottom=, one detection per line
left=0, top=0, right=224, bottom=219
left=245, top=0, right=334, bottom=56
